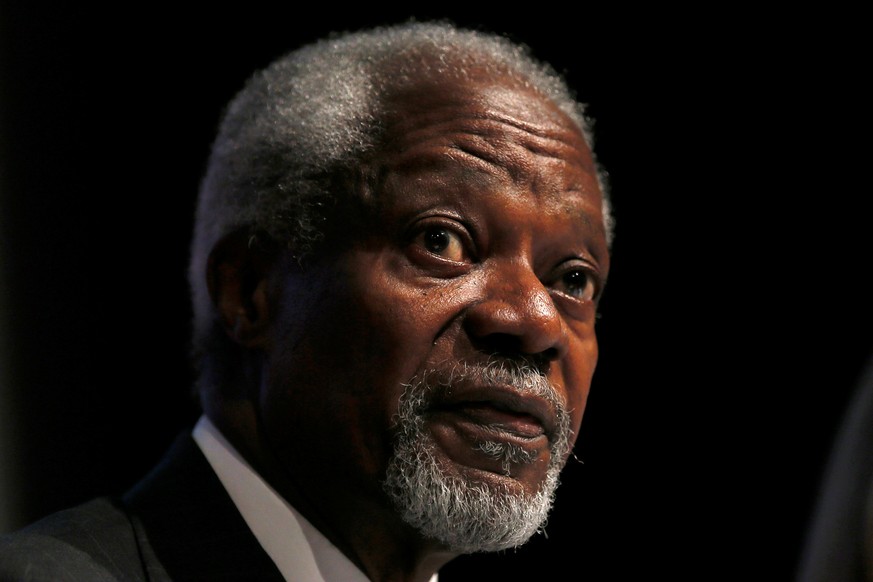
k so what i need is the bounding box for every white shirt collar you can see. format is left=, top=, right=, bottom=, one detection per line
left=192, top=415, right=388, bottom=582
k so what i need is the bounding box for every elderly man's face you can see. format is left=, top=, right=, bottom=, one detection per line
left=258, top=75, right=609, bottom=551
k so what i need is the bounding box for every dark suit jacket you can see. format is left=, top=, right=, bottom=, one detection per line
left=0, top=433, right=285, bottom=581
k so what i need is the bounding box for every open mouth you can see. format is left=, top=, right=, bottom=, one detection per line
left=420, top=383, right=561, bottom=480
left=394, top=364, right=570, bottom=483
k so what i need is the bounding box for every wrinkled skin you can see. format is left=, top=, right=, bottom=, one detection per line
left=209, top=72, right=610, bottom=582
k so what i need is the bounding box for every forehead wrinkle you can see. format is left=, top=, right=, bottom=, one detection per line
left=387, top=117, right=591, bottom=192
left=391, top=110, right=586, bottom=159
left=450, top=131, right=586, bottom=189
left=444, top=144, right=511, bottom=182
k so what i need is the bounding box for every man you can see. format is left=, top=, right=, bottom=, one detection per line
left=0, top=20, right=614, bottom=581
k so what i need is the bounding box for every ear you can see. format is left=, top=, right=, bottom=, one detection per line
left=206, top=230, right=277, bottom=349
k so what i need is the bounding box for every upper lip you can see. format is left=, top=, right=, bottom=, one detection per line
left=430, top=381, right=559, bottom=440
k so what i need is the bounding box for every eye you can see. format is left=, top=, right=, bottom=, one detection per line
left=412, top=225, right=470, bottom=263
left=553, top=268, right=597, bottom=301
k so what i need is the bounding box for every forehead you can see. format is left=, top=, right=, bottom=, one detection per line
left=380, top=76, right=596, bottom=167
left=371, top=76, right=605, bottom=227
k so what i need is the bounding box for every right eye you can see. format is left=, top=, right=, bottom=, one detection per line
left=410, top=224, right=472, bottom=264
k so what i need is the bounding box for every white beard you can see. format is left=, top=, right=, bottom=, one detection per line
left=382, top=360, right=573, bottom=553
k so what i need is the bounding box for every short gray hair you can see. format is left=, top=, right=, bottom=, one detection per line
left=189, top=20, right=614, bottom=372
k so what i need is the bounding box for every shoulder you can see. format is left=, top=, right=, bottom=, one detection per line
left=0, top=497, right=145, bottom=582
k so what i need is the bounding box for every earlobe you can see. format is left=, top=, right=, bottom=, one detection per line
left=206, top=230, right=276, bottom=349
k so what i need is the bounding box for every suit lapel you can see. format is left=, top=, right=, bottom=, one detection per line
left=123, top=433, right=286, bottom=581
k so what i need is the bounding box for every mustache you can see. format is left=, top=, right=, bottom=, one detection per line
left=413, top=357, right=562, bottom=407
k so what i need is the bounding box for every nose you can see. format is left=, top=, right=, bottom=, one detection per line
left=463, top=262, right=569, bottom=362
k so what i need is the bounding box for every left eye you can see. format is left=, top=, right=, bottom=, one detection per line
left=553, top=269, right=597, bottom=301
left=414, top=226, right=469, bottom=263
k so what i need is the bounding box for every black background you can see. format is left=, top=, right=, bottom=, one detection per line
left=1, top=6, right=870, bottom=580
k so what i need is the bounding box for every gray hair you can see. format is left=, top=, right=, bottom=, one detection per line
left=189, top=20, right=614, bottom=374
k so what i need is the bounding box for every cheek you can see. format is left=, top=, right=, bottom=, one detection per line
left=274, top=252, right=458, bottom=426
left=259, top=265, right=412, bottom=461
left=344, top=253, right=463, bottom=377
left=261, top=293, right=416, bottom=484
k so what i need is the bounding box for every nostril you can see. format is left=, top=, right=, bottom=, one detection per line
left=471, top=333, right=523, bottom=359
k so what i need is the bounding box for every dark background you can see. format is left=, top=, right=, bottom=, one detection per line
left=1, top=6, right=869, bottom=580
